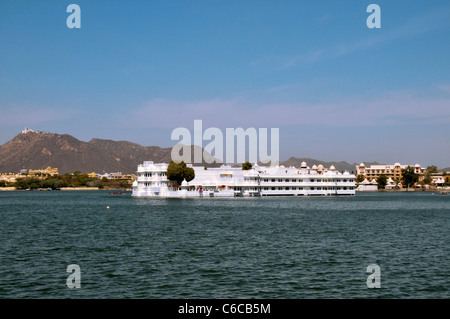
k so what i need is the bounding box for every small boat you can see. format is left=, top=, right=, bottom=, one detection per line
left=432, top=191, right=448, bottom=195
left=109, top=191, right=123, bottom=195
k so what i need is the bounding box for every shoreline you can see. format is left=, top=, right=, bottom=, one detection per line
left=0, top=187, right=130, bottom=191
left=1, top=187, right=447, bottom=192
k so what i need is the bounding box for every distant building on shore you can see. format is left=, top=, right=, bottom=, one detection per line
left=356, top=162, right=425, bottom=183
left=96, top=172, right=136, bottom=181
left=356, top=178, right=378, bottom=191
left=28, top=166, right=59, bottom=176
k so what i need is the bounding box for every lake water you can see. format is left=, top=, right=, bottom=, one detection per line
left=0, top=191, right=448, bottom=298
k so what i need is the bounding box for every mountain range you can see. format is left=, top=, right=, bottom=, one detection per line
left=0, top=130, right=446, bottom=174
left=0, top=130, right=218, bottom=174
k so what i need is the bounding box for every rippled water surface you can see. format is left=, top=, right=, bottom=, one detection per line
left=0, top=191, right=448, bottom=298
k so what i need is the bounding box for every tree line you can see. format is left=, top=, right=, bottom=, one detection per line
left=0, top=173, right=131, bottom=190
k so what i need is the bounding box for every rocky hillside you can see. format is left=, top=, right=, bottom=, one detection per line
left=0, top=131, right=218, bottom=174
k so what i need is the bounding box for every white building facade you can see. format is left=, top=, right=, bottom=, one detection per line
left=132, top=161, right=356, bottom=198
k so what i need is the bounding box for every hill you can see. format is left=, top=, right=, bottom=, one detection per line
left=0, top=130, right=218, bottom=174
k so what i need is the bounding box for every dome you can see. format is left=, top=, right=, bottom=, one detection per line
left=312, top=164, right=318, bottom=170
left=394, top=163, right=401, bottom=167
left=181, top=179, right=188, bottom=186
left=359, top=163, right=365, bottom=167
left=318, top=164, right=324, bottom=169
left=301, top=161, right=307, bottom=168
left=329, top=165, right=336, bottom=171
left=132, top=180, right=138, bottom=187
left=415, top=164, right=420, bottom=167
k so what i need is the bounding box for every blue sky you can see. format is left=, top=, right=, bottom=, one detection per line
left=0, top=0, right=449, bottom=167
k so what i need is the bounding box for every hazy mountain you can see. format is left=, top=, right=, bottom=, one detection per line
left=2, top=130, right=443, bottom=175
left=0, top=130, right=219, bottom=174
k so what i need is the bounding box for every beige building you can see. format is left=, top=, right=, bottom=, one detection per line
left=356, top=163, right=425, bottom=182
left=28, top=166, right=59, bottom=176
left=0, top=173, right=21, bottom=184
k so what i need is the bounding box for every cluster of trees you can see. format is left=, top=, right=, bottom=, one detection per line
left=1, top=172, right=131, bottom=190
left=167, top=161, right=195, bottom=185
left=12, top=173, right=100, bottom=190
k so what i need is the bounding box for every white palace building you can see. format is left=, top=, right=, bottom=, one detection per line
left=132, top=161, right=356, bottom=198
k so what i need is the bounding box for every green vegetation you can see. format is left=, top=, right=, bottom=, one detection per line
left=423, top=171, right=433, bottom=185
left=401, top=166, right=419, bottom=189
left=376, top=174, right=388, bottom=190
left=356, top=175, right=365, bottom=183
left=445, top=177, right=450, bottom=186
left=12, top=172, right=132, bottom=190
left=423, top=165, right=438, bottom=185
left=242, top=161, right=253, bottom=170
left=0, top=180, right=7, bottom=187
left=167, top=160, right=195, bottom=185
left=426, top=165, right=438, bottom=174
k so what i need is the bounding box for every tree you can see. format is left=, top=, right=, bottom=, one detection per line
left=376, top=174, right=387, bottom=190
left=356, top=175, right=365, bottom=183
left=445, top=177, right=450, bottom=187
left=184, top=167, right=195, bottom=183
left=119, top=181, right=130, bottom=189
left=0, top=180, right=6, bottom=187
left=401, top=166, right=419, bottom=189
left=426, top=165, right=438, bottom=174
left=73, top=170, right=82, bottom=176
left=423, top=165, right=437, bottom=185
left=423, top=171, right=433, bottom=185
left=167, top=161, right=195, bottom=185
left=242, top=161, right=253, bottom=170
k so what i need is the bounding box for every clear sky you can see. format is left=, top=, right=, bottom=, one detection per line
left=0, top=0, right=449, bottom=167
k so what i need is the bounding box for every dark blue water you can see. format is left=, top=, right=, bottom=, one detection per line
left=0, top=191, right=448, bottom=298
